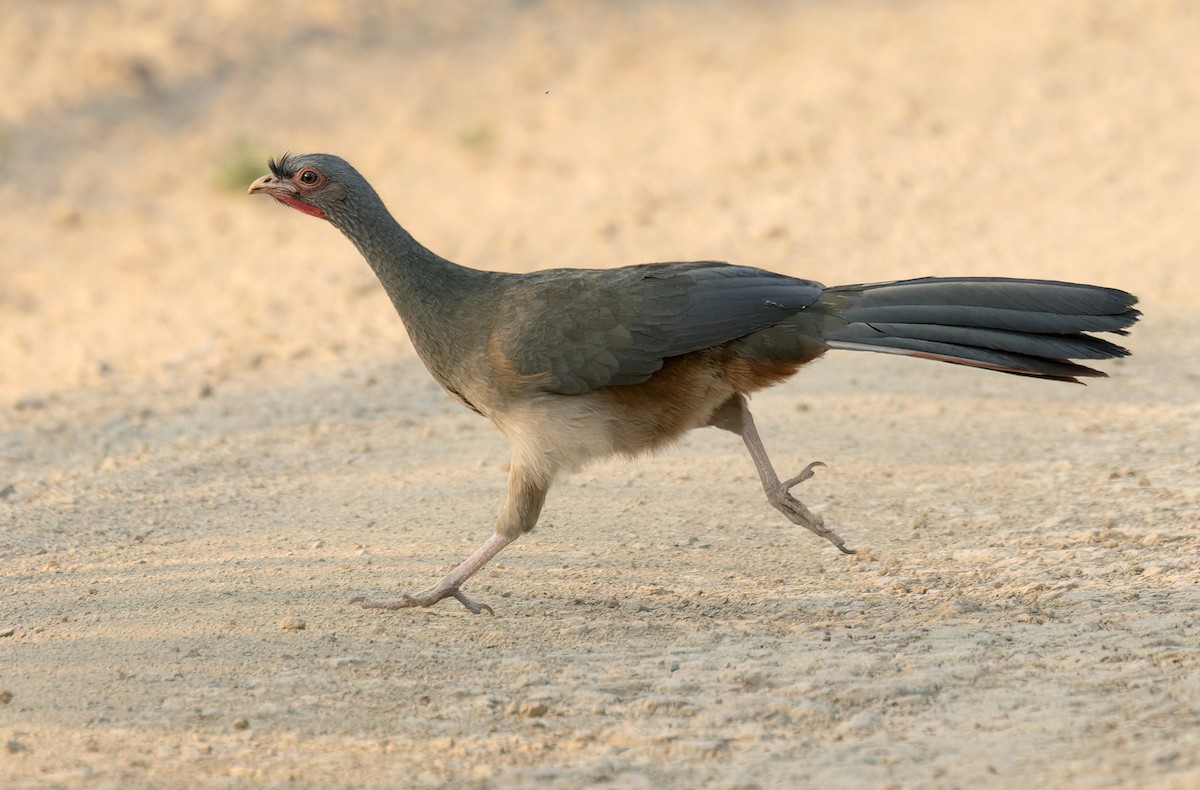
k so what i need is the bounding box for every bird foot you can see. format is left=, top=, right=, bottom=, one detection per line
left=781, top=460, right=826, bottom=490
left=351, top=584, right=494, bottom=615
left=766, top=461, right=855, bottom=555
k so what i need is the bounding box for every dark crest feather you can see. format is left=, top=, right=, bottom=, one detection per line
left=268, top=152, right=297, bottom=178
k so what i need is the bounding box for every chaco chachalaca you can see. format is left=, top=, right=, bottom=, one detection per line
left=249, top=153, right=1139, bottom=614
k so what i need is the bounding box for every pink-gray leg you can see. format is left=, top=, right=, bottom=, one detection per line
left=353, top=458, right=550, bottom=614
left=709, top=395, right=854, bottom=554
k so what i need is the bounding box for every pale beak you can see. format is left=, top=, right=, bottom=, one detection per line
left=247, top=173, right=298, bottom=196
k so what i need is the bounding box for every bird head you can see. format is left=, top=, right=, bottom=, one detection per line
left=248, top=153, right=370, bottom=222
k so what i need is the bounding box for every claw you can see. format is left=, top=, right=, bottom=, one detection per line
left=450, top=589, right=494, bottom=615
left=782, top=460, right=826, bottom=490
left=351, top=586, right=494, bottom=614
left=765, top=460, right=855, bottom=554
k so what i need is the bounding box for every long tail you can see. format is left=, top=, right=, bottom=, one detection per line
left=819, top=277, right=1140, bottom=383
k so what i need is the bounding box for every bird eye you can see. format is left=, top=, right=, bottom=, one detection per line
left=298, top=168, right=320, bottom=185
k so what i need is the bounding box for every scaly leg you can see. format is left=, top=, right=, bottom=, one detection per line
left=709, top=395, right=854, bottom=554
left=353, top=457, right=550, bottom=614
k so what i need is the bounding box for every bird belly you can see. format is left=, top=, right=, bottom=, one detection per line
left=493, top=395, right=618, bottom=479
left=596, top=352, right=737, bottom=456
left=491, top=345, right=821, bottom=477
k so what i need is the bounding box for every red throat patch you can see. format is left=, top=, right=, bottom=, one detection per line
left=274, top=194, right=327, bottom=219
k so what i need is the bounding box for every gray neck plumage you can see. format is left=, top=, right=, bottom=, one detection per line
left=327, top=185, right=497, bottom=386
left=331, top=189, right=468, bottom=304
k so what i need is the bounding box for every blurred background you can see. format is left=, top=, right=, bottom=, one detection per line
left=2, top=0, right=1196, bottom=400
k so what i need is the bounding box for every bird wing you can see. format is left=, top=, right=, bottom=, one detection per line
left=489, top=262, right=825, bottom=395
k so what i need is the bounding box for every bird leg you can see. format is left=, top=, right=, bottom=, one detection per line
left=353, top=458, right=549, bottom=614
left=353, top=533, right=514, bottom=614
left=709, top=395, right=854, bottom=554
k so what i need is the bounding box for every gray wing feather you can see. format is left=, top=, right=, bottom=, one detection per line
left=660, top=268, right=822, bottom=355
left=493, top=263, right=824, bottom=395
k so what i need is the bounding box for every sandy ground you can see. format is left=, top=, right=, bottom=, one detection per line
left=2, top=1, right=1199, bottom=787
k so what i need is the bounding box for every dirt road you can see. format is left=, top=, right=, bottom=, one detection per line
left=2, top=2, right=1197, bottom=786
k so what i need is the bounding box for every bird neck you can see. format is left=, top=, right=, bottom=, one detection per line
left=329, top=196, right=496, bottom=385
left=332, top=194, right=484, bottom=309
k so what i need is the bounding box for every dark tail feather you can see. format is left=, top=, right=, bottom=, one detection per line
left=821, top=277, right=1140, bottom=383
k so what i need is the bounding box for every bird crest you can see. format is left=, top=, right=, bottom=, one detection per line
left=267, top=152, right=299, bottom=179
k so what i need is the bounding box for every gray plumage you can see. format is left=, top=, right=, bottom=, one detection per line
left=249, top=153, right=1141, bottom=613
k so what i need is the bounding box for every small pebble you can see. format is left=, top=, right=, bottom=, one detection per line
left=232, top=717, right=249, bottom=731
left=279, top=617, right=306, bottom=631
left=516, top=701, right=549, bottom=718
